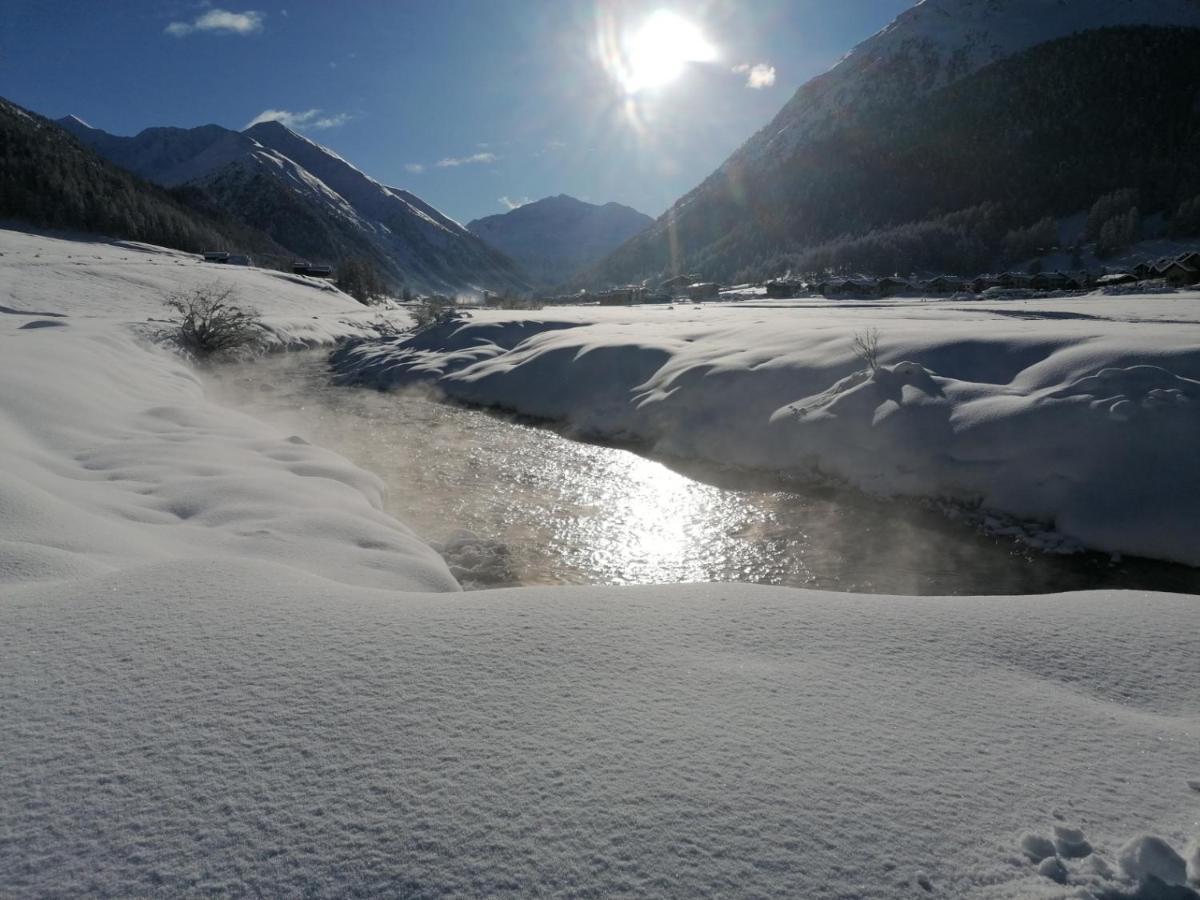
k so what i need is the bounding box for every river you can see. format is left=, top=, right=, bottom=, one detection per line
left=204, top=350, right=1200, bottom=594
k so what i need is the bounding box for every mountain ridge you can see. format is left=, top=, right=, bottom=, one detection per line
left=467, top=194, right=651, bottom=287
left=586, top=0, right=1200, bottom=286
left=0, top=97, right=291, bottom=264
left=57, top=116, right=529, bottom=295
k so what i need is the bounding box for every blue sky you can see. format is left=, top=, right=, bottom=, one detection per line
left=2, top=1, right=913, bottom=223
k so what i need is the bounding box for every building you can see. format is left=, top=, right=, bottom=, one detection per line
left=597, top=288, right=635, bottom=306
left=765, top=279, right=803, bottom=299
left=1175, top=250, right=1200, bottom=270
left=293, top=262, right=335, bottom=278
left=660, top=274, right=699, bottom=295
left=876, top=276, right=913, bottom=296
left=1160, top=260, right=1200, bottom=287
left=996, top=272, right=1034, bottom=289
left=686, top=282, right=720, bottom=301
left=925, top=276, right=964, bottom=294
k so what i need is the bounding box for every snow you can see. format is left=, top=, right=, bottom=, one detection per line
left=1117, top=836, right=1190, bottom=887
left=331, top=295, right=1200, bottom=566
left=0, top=227, right=456, bottom=593
left=4, top=570, right=1200, bottom=897
left=2, top=228, right=1199, bottom=898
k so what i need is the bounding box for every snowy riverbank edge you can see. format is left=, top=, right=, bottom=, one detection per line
left=3, top=229, right=1199, bottom=898
left=330, top=300, right=1200, bottom=567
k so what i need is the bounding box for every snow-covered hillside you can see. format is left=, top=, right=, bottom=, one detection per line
left=733, top=0, right=1200, bottom=168
left=590, top=0, right=1200, bottom=287
left=468, top=194, right=652, bottom=286
left=57, top=116, right=529, bottom=295
left=2, top=228, right=1199, bottom=898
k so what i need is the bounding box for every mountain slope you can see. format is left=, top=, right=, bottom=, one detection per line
left=0, top=97, right=288, bottom=261
left=586, top=0, right=1200, bottom=285
left=467, top=195, right=652, bottom=286
left=59, top=117, right=530, bottom=295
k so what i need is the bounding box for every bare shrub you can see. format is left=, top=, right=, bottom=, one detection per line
left=852, top=327, right=882, bottom=371
left=156, top=283, right=266, bottom=359
left=410, top=295, right=470, bottom=332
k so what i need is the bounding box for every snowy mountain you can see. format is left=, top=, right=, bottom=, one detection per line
left=467, top=195, right=652, bottom=286
left=0, top=97, right=288, bottom=260
left=734, top=0, right=1200, bottom=168
left=57, top=117, right=529, bottom=295
left=588, top=0, right=1200, bottom=285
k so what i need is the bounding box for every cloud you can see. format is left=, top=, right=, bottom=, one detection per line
left=405, top=163, right=425, bottom=174
left=165, top=8, right=265, bottom=36
left=435, top=152, right=498, bottom=168
left=245, top=108, right=350, bottom=130
left=732, top=62, right=776, bottom=89
left=498, top=196, right=531, bottom=210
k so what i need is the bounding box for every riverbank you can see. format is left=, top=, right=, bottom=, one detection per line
left=209, top=349, right=1200, bottom=596
left=331, top=296, right=1200, bottom=566
left=2, top=227, right=1198, bottom=898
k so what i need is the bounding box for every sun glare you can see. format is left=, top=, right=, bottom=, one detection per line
left=617, top=10, right=717, bottom=94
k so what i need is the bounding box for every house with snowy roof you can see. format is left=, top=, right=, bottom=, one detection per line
left=1159, top=258, right=1199, bottom=287
left=926, top=275, right=965, bottom=293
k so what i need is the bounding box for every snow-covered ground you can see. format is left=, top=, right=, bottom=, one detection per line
left=2, top=228, right=1198, bottom=898
left=332, top=294, right=1200, bottom=567
left=0, top=228, right=456, bottom=592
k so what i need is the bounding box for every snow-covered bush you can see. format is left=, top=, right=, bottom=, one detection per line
left=156, top=283, right=266, bottom=360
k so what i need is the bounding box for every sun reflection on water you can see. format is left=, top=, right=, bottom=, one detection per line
left=204, top=352, right=1200, bottom=596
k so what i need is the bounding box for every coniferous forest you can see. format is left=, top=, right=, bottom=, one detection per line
left=0, top=99, right=288, bottom=263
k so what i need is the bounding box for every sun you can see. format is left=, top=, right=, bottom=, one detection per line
left=617, top=10, right=717, bottom=94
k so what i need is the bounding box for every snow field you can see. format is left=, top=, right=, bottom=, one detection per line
left=2, top=228, right=1198, bottom=897
left=3, top=571, right=1199, bottom=898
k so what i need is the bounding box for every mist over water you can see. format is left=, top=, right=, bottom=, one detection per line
left=205, top=351, right=1200, bottom=595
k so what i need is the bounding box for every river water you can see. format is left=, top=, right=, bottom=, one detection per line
left=205, top=351, right=1200, bottom=595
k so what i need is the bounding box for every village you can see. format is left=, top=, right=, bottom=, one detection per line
left=560, top=248, right=1200, bottom=306
left=196, top=244, right=1200, bottom=308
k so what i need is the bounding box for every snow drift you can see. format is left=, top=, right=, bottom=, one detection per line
left=331, top=299, right=1200, bottom=566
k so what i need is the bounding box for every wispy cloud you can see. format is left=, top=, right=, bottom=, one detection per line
left=733, top=62, right=776, bottom=89
left=165, top=8, right=264, bottom=37
left=245, top=108, right=350, bottom=130
left=498, top=196, right=531, bottom=210
left=405, top=163, right=425, bottom=174
left=436, top=152, right=498, bottom=168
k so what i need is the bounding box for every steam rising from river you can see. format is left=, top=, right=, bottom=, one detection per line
left=204, top=352, right=1200, bottom=595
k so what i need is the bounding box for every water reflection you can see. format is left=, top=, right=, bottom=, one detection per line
left=204, top=351, right=1200, bottom=595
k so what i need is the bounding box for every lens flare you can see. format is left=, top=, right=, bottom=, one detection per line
left=601, top=9, right=718, bottom=95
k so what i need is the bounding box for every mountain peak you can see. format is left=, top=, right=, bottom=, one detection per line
left=467, top=195, right=652, bottom=286
left=242, top=119, right=303, bottom=142
left=56, top=114, right=93, bottom=129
